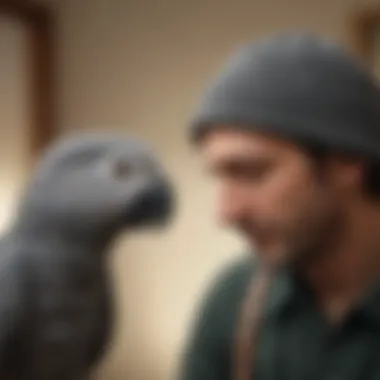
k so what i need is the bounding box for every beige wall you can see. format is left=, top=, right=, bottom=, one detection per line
left=54, top=0, right=376, bottom=379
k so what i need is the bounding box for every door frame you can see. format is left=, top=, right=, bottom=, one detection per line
left=348, top=5, right=380, bottom=65
left=0, top=0, right=56, bottom=163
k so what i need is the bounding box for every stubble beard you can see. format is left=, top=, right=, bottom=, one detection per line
left=287, top=203, right=347, bottom=275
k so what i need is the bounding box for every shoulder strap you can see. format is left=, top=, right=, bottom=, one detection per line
left=233, top=268, right=273, bottom=380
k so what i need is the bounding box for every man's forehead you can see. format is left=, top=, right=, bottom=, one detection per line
left=199, top=127, right=297, bottom=162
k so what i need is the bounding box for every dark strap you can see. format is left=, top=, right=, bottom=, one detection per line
left=233, top=268, right=273, bottom=380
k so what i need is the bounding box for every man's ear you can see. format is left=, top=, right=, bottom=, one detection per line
left=329, top=157, right=365, bottom=194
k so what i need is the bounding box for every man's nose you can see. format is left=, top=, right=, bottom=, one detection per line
left=217, top=189, right=249, bottom=226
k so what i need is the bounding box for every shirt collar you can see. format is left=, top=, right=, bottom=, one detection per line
left=265, top=265, right=380, bottom=327
left=265, top=266, right=298, bottom=317
left=354, top=280, right=380, bottom=327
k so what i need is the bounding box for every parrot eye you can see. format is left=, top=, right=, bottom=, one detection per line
left=113, top=160, right=132, bottom=178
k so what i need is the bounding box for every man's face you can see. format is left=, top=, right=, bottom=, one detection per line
left=199, top=128, right=360, bottom=268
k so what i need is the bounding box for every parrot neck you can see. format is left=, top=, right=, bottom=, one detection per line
left=10, top=216, right=115, bottom=255
left=11, top=196, right=124, bottom=253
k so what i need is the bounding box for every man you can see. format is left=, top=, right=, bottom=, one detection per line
left=180, top=33, right=380, bottom=380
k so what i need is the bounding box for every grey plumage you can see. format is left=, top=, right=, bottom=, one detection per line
left=0, top=132, right=174, bottom=379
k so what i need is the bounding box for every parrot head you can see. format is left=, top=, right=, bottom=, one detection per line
left=15, top=132, right=175, bottom=240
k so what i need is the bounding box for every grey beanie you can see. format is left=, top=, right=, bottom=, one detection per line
left=189, top=33, right=380, bottom=160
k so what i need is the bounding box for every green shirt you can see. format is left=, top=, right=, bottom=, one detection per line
left=180, top=257, right=380, bottom=380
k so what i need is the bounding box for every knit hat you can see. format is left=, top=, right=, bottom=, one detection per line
left=189, top=33, right=380, bottom=160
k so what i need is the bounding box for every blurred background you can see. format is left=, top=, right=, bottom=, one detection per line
left=0, top=0, right=379, bottom=379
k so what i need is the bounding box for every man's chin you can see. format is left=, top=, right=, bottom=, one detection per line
left=253, top=243, right=290, bottom=269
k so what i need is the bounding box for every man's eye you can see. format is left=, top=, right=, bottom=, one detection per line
left=228, top=163, right=271, bottom=182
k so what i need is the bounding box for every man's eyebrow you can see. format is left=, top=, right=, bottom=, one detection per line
left=207, top=154, right=273, bottom=174
left=211, top=151, right=272, bottom=164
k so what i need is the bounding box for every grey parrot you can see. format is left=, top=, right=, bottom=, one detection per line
left=0, top=132, right=174, bottom=379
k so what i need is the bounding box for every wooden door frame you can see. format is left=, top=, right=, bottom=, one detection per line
left=348, top=6, right=380, bottom=65
left=0, top=0, right=56, bottom=163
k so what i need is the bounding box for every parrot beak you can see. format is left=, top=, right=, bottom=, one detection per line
left=125, top=180, right=174, bottom=229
